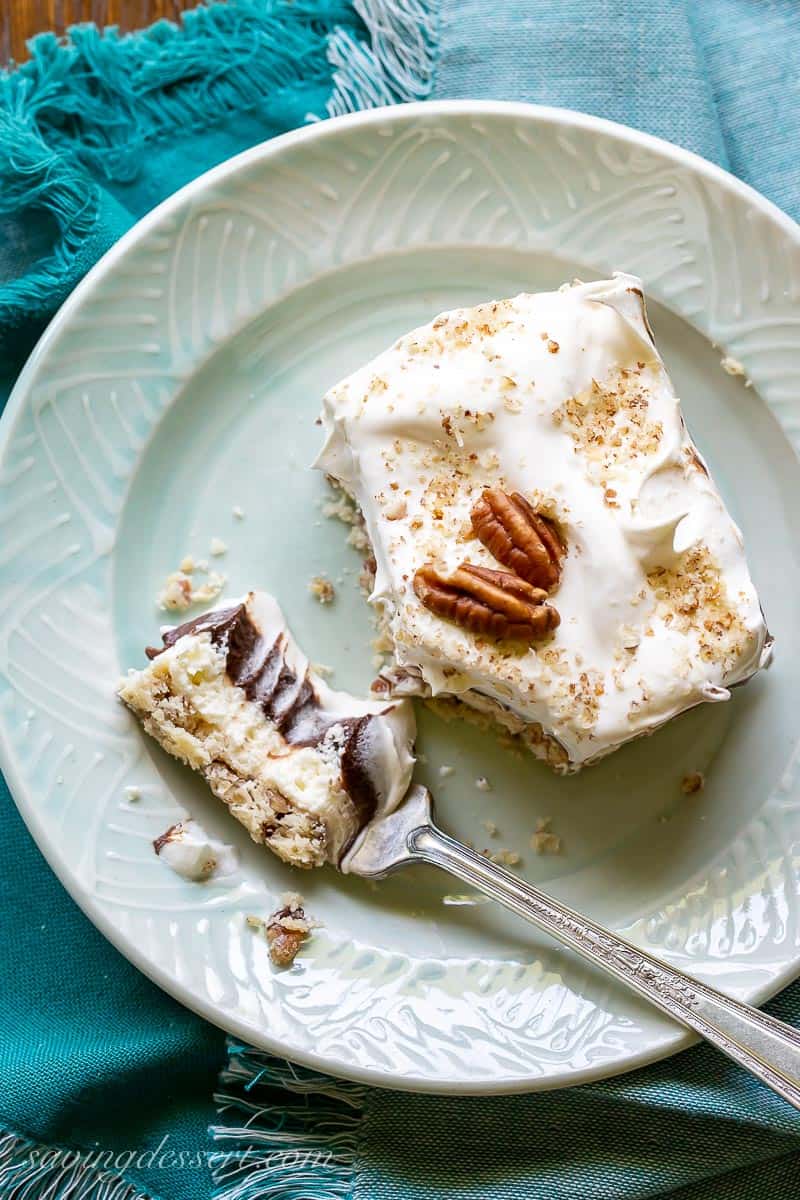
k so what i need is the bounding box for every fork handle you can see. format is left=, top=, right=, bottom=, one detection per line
left=410, top=822, right=800, bottom=1110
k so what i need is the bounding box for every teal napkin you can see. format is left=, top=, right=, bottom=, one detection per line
left=1, top=3, right=799, bottom=1198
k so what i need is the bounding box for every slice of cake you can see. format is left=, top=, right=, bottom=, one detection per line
left=315, top=274, right=771, bottom=771
left=118, top=591, right=416, bottom=867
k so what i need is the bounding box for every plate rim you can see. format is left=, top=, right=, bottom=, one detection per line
left=1, top=99, right=799, bottom=1095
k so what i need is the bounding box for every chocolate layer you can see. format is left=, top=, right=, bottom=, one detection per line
left=151, top=603, right=385, bottom=829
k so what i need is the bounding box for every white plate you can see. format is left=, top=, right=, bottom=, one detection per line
left=1, top=102, right=799, bottom=1094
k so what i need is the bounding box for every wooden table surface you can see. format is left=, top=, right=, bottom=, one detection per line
left=2, top=1, right=199, bottom=65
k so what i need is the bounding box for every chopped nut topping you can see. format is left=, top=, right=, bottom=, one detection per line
left=385, top=497, right=408, bottom=520
left=554, top=366, right=663, bottom=481
left=647, top=545, right=746, bottom=667
left=400, top=301, right=512, bottom=350
left=264, top=894, right=313, bottom=967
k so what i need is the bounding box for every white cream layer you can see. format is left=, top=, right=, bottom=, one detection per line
left=316, top=275, right=770, bottom=767
left=125, top=592, right=416, bottom=861
left=155, top=818, right=239, bottom=882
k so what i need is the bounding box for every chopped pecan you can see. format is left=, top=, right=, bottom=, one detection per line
left=413, top=562, right=559, bottom=643
left=266, top=904, right=310, bottom=967
left=471, top=488, right=564, bottom=590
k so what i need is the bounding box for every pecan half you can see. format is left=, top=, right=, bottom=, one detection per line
left=413, top=562, right=559, bottom=643
left=471, top=488, right=564, bottom=590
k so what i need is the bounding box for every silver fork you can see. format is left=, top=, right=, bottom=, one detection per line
left=344, top=785, right=800, bottom=1109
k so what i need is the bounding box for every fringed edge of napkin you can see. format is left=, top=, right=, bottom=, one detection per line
left=210, top=1041, right=368, bottom=1200
left=0, top=111, right=114, bottom=331
left=0, top=0, right=440, bottom=338
left=0, top=1124, right=159, bottom=1200
left=0, top=1, right=371, bottom=338
left=325, top=0, right=439, bottom=115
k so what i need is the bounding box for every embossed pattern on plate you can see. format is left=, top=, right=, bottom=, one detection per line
left=1, top=103, right=799, bottom=1092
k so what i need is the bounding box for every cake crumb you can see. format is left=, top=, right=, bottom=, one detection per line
left=192, top=572, right=226, bottom=603
left=157, top=569, right=226, bottom=612
left=255, top=893, right=315, bottom=967
left=475, top=775, right=492, bottom=792
left=485, top=848, right=521, bottom=866
left=530, top=817, right=562, bottom=854
left=179, top=555, right=196, bottom=573
left=232, top=506, right=245, bottom=520
left=530, top=831, right=562, bottom=855
left=124, top=786, right=141, bottom=803
left=309, top=575, right=336, bottom=604
left=371, top=623, right=393, bottom=655
left=681, top=771, right=705, bottom=795
left=323, top=488, right=360, bottom=525
left=438, top=764, right=455, bottom=778
left=209, top=537, right=228, bottom=557
left=347, top=524, right=370, bottom=552
left=720, top=356, right=746, bottom=377
left=480, top=819, right=498, bottom=837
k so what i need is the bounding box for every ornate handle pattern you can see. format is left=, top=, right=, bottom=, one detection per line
left=410, top=822, right=800, bottom=1110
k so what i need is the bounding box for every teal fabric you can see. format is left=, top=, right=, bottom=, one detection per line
left=0, top=5, right=362, bottom=1197
left=1, top=2, right=800, bottom=1199
left=0, top=798, right=222, bottom=1199
left=0, top=1, right=361, bottom=373
left=433, top=0, right=799, bottom=222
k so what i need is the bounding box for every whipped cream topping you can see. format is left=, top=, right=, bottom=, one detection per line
left=154, top=818, right=239, bottom=882
left=316, top=275, right=770, bottom=767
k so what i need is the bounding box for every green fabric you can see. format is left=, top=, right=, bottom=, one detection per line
left=1, top=2, right=800, bottom=1198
